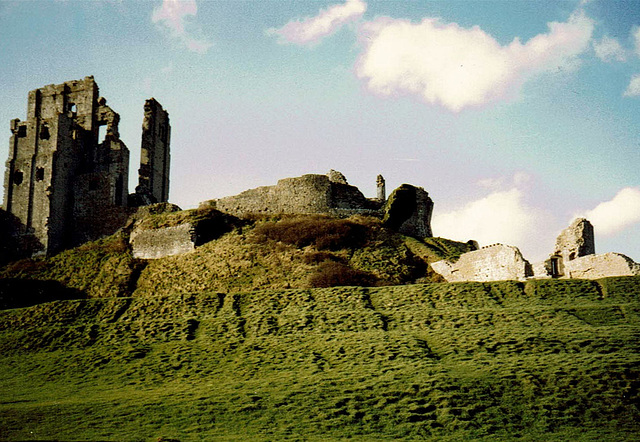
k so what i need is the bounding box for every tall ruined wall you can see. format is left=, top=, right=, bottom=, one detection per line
left=214, top=174, right=374, bottom=217
left=138, top=98, right=170, bottom=203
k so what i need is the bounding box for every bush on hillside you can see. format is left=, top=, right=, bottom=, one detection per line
left=308, top=261, right=378, bottom=288
left=252, top=215, right=368, bottom=251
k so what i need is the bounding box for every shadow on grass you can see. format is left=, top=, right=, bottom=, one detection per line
left=0, top=278, right=86, bottom=310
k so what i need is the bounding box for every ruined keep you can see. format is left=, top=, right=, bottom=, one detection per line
left=203, top=170, right=434, bottom=240
left=3, top=77, right=171, bottom=255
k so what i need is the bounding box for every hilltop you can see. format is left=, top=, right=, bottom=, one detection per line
left=0, top=208, right=473, bottom=308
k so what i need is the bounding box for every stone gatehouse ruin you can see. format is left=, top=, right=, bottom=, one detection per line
left=2, top=76, right=170, bottom=255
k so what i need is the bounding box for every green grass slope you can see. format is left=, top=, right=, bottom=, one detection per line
left=1, top=213, right=472, bottom=307
left=1, top=277, right=639, bottom=441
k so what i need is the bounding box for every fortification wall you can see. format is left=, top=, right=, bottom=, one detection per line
left=130, top=223, right=196, bottom=259
left=563, top=252, right=640, bottom=279
left=214, top=174, right=371, bottom=217
left=431, top=244, right=532, bottom=282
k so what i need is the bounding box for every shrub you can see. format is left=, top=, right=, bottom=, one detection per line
left=302, top=251, right=345, bottom=265
left=252, top=215, right=367, bottom=251
left=308, top=261, right=378, bottom=288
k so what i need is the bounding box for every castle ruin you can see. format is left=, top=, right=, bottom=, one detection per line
left=431, top=218, right=640, bottom=282
left=202, top=170, right=434, bottom=240
left=3, top=76, right=170, bottom=255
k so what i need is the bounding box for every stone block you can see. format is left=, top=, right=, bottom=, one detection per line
left=131, top=223, right=196, bottom=259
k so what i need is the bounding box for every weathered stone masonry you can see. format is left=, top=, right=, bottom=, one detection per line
left=138, top=98, right=170, bottom=204
left=3, top=77, right=170, bottom=255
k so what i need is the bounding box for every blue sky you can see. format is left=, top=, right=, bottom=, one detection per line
left=1, top=0, right=639, bottom=262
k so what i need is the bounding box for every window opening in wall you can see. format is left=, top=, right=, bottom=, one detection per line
left=35, top=167, right=44, bottom=181
left=569, top=252, right=576, bottom=261
left=13, top=170, right=24, bottom=185
left=39, top=124, right=50, bottom=140
left=17, top=126, right=27, bottom=138
left=550, top=256, right=561, bottom=277
left=69, top=103, right=77, bottom=113
left=98, top=124, right=106, bottom=144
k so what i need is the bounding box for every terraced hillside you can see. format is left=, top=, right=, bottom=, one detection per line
left=1, top=277, right=639, bottom=441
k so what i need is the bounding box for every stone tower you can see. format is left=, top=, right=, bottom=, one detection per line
left=3, top=76, right=130, bottom=254
left=138, top=98, right=170, bottom=203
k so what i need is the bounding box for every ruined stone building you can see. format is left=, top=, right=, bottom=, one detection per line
left=3, top=76, right=170, bottom=255
left=431, top=218, right=640, bottom=282
left=202, top=170, right=434, bottom=240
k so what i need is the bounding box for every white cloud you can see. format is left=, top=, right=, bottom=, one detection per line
left=431, top=188, right=544, bottom=250
left=355, top=10, right=594, bottom=111
left=624, top=74, right=640, bottom=97
left=152, top=0, right=212, bottom=54
left=268, top=0, right=366, bottom=45
left=593, top=35, right=627, bottom=62
left=580, top=187, right=640, bottom=236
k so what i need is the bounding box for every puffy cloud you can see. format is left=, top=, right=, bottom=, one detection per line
left=152, top=0, right=212, bottom=53
left=431, top=188, right=544, bottom=250
left=356, top=10, right=594, bottom=111
left=581, top=187, right=640, bottom=236
left=593, top=35, right=626, bottom=62
left=624, top=74, right=640, bottom=97
left=268, top=0, right=366, bottom=45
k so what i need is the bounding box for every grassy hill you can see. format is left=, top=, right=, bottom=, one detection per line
left=1, top=277, right=639, bottom=440
left=0, top=211, right=474, bottom=308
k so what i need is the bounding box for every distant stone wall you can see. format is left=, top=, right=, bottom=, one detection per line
left=431, top=244, right=532, bottom=282
left=130, top=223, right=196, bottom=259
left=212, top=174, right=375, bottom=217
left=563, top=252, right=640, bottom=279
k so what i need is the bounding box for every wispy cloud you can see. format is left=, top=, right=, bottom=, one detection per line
left=152, top=0, right=212, bottom=54
left=624, top=74, right=640, bottom=97
left=356, top=10, right=594, bottom=111
left=580, top=187, right=640, bottom=235
left=268, top=0, right=366, bottom=45
left=593, top=35, right=627, bottom=62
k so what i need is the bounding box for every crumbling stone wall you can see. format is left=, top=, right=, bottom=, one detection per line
left=562, top=252, right=640, bottom=279
left=130, top=223, right=196, bottom=259
left=138, top=98, right=170, bottom=204
left=431, top=244, right=532, bottom=282
left=553, top=218, right=595, bottom=263
left=213, top=173, right=377, bottom=217
left=383, top=184, right=433, bottom=238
